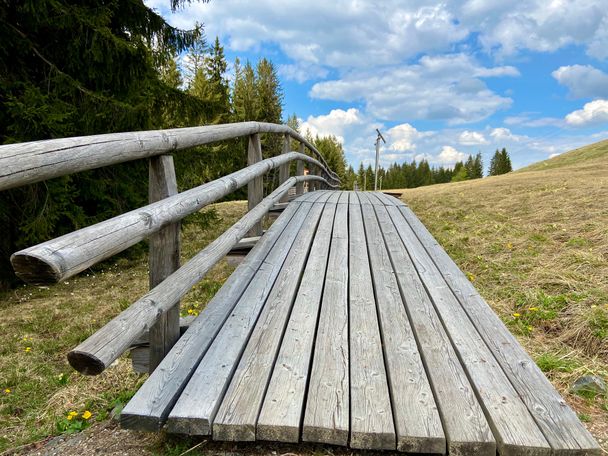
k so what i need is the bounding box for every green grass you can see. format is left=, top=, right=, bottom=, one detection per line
left=518, top=139, right=608, bottom=172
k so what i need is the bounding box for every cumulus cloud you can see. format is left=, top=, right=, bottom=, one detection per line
left=565, top=100, right=608, bottom=126
left=300, top=108, right=366, bottom=143
left=310, top=54, right=515, bottom=123
left=552, top=65, right=608, bottom=99
left=490, top=127, right=522, bottom=142
left=387, top=123, right=433, bottom=152
left=459, top=130, right=488, bottom=145
left=436, top=146, right=468, bottom=165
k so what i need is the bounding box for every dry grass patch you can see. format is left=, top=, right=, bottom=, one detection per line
left=0, top=201, right=247, bottom=453
left=392, top=153, right=608, bottom=445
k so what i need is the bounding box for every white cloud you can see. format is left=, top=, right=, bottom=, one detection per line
left=565, top=100, right=608, bottom=126
left=459, top=130, right=488, bottom=145
left=278, top=62, right=328, bottom=83
left=436, top=146, right=468, bottom=165
left=490, top=127, right=523, bottom=142
left=504, top=114, right=563, bottom=127
left=300, top=108, right=366, bottom=143
left=387, top=123, right=433, bottom=152
left=310, top=54, right=515, bottom=123
left=552, top=65, right=608, bottom=99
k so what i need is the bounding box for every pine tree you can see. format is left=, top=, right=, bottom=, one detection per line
left=489, top=148, right=512, bottom=175
left=232, top=60, right=258, bottom=122
left=500, top=148, right=512, bottom=173
left=312, top=135, right=347, bottom=185
left=204, top=36, right=230, bottom=122
left=473, top=152, right=483, bottom=178
left=464, top=155, right=475, bottom=180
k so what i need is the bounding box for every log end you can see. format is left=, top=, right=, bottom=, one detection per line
left=10, top=252, right=62, bottom=284
left=67, top=350, right=106, bottom=375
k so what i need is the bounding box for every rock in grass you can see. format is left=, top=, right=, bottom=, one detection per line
left=571, top=375, right=607, bottom=397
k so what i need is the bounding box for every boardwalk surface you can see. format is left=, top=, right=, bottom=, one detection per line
left=121, top=191, right=599, bottom=455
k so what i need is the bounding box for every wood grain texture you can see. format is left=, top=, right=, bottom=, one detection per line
left=398, top=205, right=601, bottom=455
left=0, top=121, right=339, bottom=192
left=348, top=195, right=395, bottom=450
left=387, top=205, right=551, bottom=456
left=247, top=134, right=264, bottom=237
left=302, top=201, right=349, bottom=446
left=212, top=202, right=326, bottom=441
left=370, top=201, right=494, bottom=456
left=11, top=152, right=335, bottom=284
left=120, top=200, right=304, bottom=431
left=165, top=199, right=323, bottom=436
left=68, top=177, right=316, bottom=376
left=256, top=201, right=337, bottom=443
left=148, top=155, right=181, bottom=373
left=357, top=193, right=444, bottom=454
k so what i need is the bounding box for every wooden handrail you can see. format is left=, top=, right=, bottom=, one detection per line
left=0, top=122, right=339, bottom=191
left=67, top=174, right=329, bottom=375
left=11, top=152, right=337, bottom=284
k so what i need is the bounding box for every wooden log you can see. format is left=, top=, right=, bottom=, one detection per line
left=397, top=205, right=602, bottom=455
left=348, top=196, right=395, bottom=450
left=212, top=202, right=326, bottom=441
left=296, top=143, right=305, bottom=195
left=67, top=175, right=327, bottom=375
left=247, top=134, right=264, bottom=237
left=0, top=122, right=340, bottom=191
left=279, top=134, right=291, bottom=203
left=256, top=201, right=336, bottom=443
left=166, top=195, right=331, bottom=435
left=121, top=199, right=305, bottom=431
left=148, top=155, right=181, bottom=373
left=386, top=205, right=551, bottom=455
left=302, top=200, right=349, bottom=446
left=11, top=152, right=332, bottom=284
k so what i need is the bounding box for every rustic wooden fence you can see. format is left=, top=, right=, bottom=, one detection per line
left=0, top=121, right=340, bottom=373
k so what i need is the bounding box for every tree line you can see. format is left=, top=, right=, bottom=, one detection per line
left=341, top=148, right=513, bottom=190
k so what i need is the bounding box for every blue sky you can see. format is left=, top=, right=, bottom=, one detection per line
left=147, top=0, right=608, bottom=171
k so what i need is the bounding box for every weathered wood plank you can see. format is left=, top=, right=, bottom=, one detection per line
left=386, top=205, right=551, bottom=456
left=11, top=152, right=333, bottom=284
left=247, top=133, right=264, bottom=237
left=296, top=143, right=306, bottom=195
left=356, top=193, right=444, bottom=453
left=212, top=202, right=326, bottom=441
left=69, top=177, right=313, bottom=376
left=0, top=121, right=339, bottom=192
left=256, top=201, right=337, bottom=443
left=148, top=155, right=181, bottom=372
left=302, top=201, right=349, bottom=446
left=119, top=200, right=305, bottom=432
left=372, top=202, right=494, bottom=455
left=397, top=205, right=602, bottom=455
left=279, top=134, right=291, bottom=203
left=165, top=195, right=331, bottom=435
left=348, top=195, right=395, bottom=450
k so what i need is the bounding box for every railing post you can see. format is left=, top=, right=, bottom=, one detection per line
left=279, top=133, right=291, bottom=202
left=296, top=142, right=305, bottom=195
left=148, top=155, right=180, bottom=373
left=247, top=133, right=264, bottom=236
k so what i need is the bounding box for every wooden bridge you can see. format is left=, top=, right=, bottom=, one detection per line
left=0, top=123, right=600, bottom=455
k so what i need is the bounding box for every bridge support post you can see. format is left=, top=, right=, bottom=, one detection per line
left=296, top=142, right=305, bottom=195
left=279, top=134, right=291, bottom=202
left=148, top=155, right=180, bottom=373
left=247, top=134, right=264, bottom=237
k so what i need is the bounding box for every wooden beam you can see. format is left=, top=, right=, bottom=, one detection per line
left=11, top=152, right=334, bottom=284
left=247, top=134, right=263, bottom=237
left=279, top=134, right=291, bottom=203
left=296, top=143, right=305, bottom=195
left=148, top=155, right=181, bottom=373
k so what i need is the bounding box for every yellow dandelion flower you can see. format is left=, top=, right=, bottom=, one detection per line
left=527, top=326, right=533, bottom=331
left=467, top=272, right=475, bottom=282
left=529, top=307, right=539, bottom=311
left=513, top=313, right=521, bottom=318
left=82, top=410, right=92, bottom=420
left=187, top=309, right=193, bottom=315
left=4, top=388, right=10, bottom=394
left=25, top=347, right=31, bottom=352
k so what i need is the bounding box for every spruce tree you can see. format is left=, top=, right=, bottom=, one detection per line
left=500, top=148, right=513, bottom=173
left=473, top=152, right=483, bottom=178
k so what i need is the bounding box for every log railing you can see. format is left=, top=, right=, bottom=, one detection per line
left=0, top=122, right=340, bottom=374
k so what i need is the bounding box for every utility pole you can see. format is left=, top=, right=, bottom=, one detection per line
left=379, top=175, right=383, bottom=191
left=374, top=128, right=386, bottom=191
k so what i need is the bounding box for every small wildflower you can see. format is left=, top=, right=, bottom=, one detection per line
left=529, top=307, right=539, bottom=311
left=187, top=309, right=193, bottom=315
left=527, top=326, right=533, bottom=331
left=66, top=411, right=78, bottom=420
left=512, top=313, right=521, bottom=318
left=25, top=346, right=31, bottom=353
left=506, top=243, right=513, bottom=250
left=4, top=388, right=10, bottom=394
left=466, top=272, right=475, bottom=282
left=82, top=410, right=92, bottom=420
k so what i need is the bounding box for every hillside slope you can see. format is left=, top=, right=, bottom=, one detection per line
left=394, top=148, right=608, bottom=445
left=519, top=138, right=608, bottom=172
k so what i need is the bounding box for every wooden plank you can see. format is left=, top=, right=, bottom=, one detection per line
left=356, top=193, right=444, bottom=453
left=302, top=201, right=349, bottom=446
left=148, top=155, right=181, bottom=373
left=256, top=201, right=337, bottom=443
left=166, top=194, right=332, bottom=436
left=12, top=152, right=330, bottom=284
left=212, top=202, right=326, bottom=441
left=369, top=191, right=399, bottom=206
left=347, top=195, right=395, bottom=450
left=386, top=205, right=551, bottom=456
left=296, top=143, right=306, bottom=195
left=397, top=205, right=602, bottom=455
left=279, top=134, right=291, bottom=203
left=370, top=201, right=494, bottom=455
left=120, top=198, right=305, bottom=431
left=0, top=121, right=339, bottom=192
left=247, top=133, right=264, bottom=237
